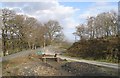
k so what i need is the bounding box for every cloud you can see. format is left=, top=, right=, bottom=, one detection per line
left=1, top=1, right=117, bottom=41
left=4, top=1, right=79, bottom=24
left=32, top=3, right=79, bottom=23
left=63, top=28, right=76, bottom=41
left=57, top=0, right=119, bottom=2
left=79, top=2, right=117, bottom=20
left=0, top=0, right=119, bottom=2
left=1, top=1, right=80, bottom=41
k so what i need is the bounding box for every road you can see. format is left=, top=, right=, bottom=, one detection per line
left=0, top=46, right=119, bottom=70
left=43, top=45, right=119, bottom=69
left=0, top=46, right=53, bottom=62
left=0, top=48, right=42, bottom=62
left=58, top=55, right=119, bottom=69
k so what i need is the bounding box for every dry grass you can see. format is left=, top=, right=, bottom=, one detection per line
left=2, top=54, right=39, bottom=76
left=2, top=54, right=38, bottom=70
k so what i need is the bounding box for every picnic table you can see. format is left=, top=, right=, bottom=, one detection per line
left=42, top=55, right=60, bottom=63
left=42, top=54, right=60, bottom=62
left=36, top=51, right=59, bottom=62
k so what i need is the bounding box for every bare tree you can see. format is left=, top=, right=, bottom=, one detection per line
left=1, top=9, right=65, bottom=55
left=87, top=17, right=95, bottom=39
left=75, top=24, right=86, bottom=40
left=75, top=11, right=118, bottom=41
left=22, top=17, right=38, bottom=49
left=44, top=20, right=63, bottom=44
left=2, top=9, right=16, bottom=56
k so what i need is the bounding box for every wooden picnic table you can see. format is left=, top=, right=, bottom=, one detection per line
left=36, top=51, right=60, bottom=62
left=41, top=54, right=60, bottom=63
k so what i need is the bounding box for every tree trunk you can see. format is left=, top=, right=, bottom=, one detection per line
left=2, top=29, right=6, bottom=56
left=28, top=42, right=31, bottom=49
left=32, top=44, right=34, bottom=49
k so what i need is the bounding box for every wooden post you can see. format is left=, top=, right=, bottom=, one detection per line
left=56, top=58, right=60, bottom=62
left=43, top=58, right=46, bottom=63
left=54, top=54, right=57, bottom=57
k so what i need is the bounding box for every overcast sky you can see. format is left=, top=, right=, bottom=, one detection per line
left=0, top=0, right=118, bottom=42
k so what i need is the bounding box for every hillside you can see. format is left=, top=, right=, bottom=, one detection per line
left=66, top=36, right=120, bottom=63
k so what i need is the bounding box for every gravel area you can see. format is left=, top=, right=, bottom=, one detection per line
left=15, top=62, right=62, bottom=76
left=2, top=54, right=118, bottom=76
left=61, top=62, right=118, bottom=76
left=2, top=55, right=72, bottom=76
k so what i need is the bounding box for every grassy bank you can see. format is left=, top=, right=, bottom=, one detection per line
left=66, top=36, right=119, bottom=63
left=63, top=53, right=118, bottom=64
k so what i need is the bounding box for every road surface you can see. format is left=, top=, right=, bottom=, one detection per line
left=0, top=48, right=42, bottom=62
left=58, top=55, right=119, bottom=69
